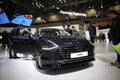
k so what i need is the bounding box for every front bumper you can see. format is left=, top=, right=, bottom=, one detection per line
left=40, top=44, right=95, bottom=70
left=40, top=56, right=95, bottom=70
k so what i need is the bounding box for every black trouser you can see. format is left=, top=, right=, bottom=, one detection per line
left=2, top=42, right=6, bottom=49
left=9, top=45, right=17, bottom=58
left=2, top=42, right=9, bottom=49
left=117, top=52, right=120, bottom=63
left=8, top=40, right=17, bottom=58
left=90, top=37, right=94, bottom=43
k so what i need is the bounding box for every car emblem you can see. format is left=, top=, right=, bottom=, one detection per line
left=74, top=46, right=81, bottom=51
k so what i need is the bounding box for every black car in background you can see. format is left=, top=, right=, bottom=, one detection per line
left=11, top=28, right=95, bottom=69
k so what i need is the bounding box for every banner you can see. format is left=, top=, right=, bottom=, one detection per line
left=0, top=8, right=10, bottom=24
left=11, top=14, right=33, bottom=27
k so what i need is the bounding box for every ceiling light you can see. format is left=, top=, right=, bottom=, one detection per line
left=100, top=2, right=103, bottom=8
left=36, top=4, right=39, bottom=7
left=36, top=2, right=38, bottom=5
left=110, top=7, right=112, bottom=10
left=89, top=6, right=91, bottom=9
left=42, top=20, right=46, bottom=22
left=115, top=2, right=118, bottom=4
left=38, top=6, right=41, bottom=8
left=64, top=0, right=66, bottom=3
left=92, top=6, right=94, bottom=8
left=41, top=5, right=44, bottom=7
left=39, top=4, right=42, bottom=6
left=96, top=15, right=98, bottom=17
left=101, top=4, right=103, bottom=8
left=32, top=1, right=34, bottom=5
left=61, top=1, right=63, bottom=3
left=56, top=7, right=60, bottom=10
left=52, top=5, right=55, bottom=8
left=66, top=17, right=69, bottom=19
left=70, top=10, right=72, bottom=12
left=0, top=1, right=2, bottom=3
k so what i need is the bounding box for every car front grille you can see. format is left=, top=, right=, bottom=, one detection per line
left=59, top=46, right=90, bottom=59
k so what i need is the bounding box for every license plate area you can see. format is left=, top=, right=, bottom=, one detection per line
left=70, top=51, right=88, bottom=58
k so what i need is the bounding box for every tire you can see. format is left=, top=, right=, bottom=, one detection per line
left=36, top=57, right=40, bottom=68
left=35, top=48, right=42, bottom=68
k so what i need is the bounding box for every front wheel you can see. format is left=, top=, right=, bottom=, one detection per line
left=35, top=49, right=42, bottom=68
left=35, top=56, right=40, bottom=68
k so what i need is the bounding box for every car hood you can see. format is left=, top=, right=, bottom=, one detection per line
left=48, top=37, right=90, bottom=47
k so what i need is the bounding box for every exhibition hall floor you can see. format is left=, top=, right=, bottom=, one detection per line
left=0, top=42, right=120, bottom=80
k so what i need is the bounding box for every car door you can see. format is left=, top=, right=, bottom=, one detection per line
left=12, top=35, right=38, bottom=54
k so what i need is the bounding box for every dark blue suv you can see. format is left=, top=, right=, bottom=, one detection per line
left=11, top=28, right=95, bottom=69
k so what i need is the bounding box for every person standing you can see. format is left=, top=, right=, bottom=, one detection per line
left=62, top=25, right=66, bottom=30
left=71, top=26, right=78, bottom=37
left=65, top=25, right=73, bottom=35
left=8, top=25, right=22, bottom=59
left=1, top=31, right=9, bottom=49
left=99, top=33, right=105, bottom=42
left=82, top=20, right=90, bottom=40
left=78, top=27, right=83, bottom=39
left=87, top=21, right=96, bottom=43
left=108, top=10, right=120, bottom=68
left=22, top=28, right=33, bottom=59
left=107, top=30, right=112, bottom=42
left=71, top=26, right=77, bottom=32
left=23, top=28, right=33, bottom=37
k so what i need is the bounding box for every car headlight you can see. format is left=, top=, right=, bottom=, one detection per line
left=42, top=40, right=58, bottom=50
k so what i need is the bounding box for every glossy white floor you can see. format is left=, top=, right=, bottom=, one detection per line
left=0, top=42, right=120, bottom=80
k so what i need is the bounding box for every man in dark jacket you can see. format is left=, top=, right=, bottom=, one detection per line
left=65, top=25, right=73, bottom=35
left=88, top=21, right=96, bottom=43
left=8, top=25, right=22, bottom=59
left=108, top=10, right=120, bottom=68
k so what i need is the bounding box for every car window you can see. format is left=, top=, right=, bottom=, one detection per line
left=58, top=30, right=71, bottom=36
left=12, top=28, right=33, bottom=37
left=38, top=29, right=71, bottom=37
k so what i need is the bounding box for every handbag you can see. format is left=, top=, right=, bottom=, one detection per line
left=114, top=43, right=120, bottom=54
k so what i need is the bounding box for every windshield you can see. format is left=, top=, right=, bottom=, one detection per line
left=38, top=29, right=71, bottom=37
